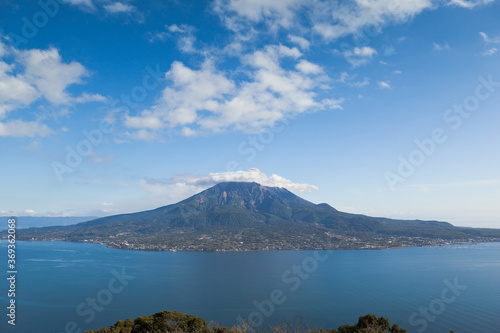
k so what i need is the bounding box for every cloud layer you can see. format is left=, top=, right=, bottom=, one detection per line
left=170, top=168, right=319, bottom=192
left=0, top=39, right=104, bottom=137
left=125, top=0, right=497, bottom=139
left=138, top=168, right=318, bottom=205
left=125, top=45, right=339, bottom=137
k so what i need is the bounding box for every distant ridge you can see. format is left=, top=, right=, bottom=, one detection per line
left=16, top=182, right=500, bottom=251
left=1, top=216, right=96, bottom=230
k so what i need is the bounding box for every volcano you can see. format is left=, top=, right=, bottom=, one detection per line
left=18, top=182, right=500, bottom=251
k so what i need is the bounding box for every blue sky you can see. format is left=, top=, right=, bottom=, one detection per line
left=1, top=0, right=499, bottom=228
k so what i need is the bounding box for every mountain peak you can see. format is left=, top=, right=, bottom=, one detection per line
left=184, top=181, right=314, bottom=211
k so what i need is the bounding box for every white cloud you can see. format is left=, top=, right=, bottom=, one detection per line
left=277, top=44, right=302, bottom=58
left=147, top=32, right=169, bottom=43
left=313, top=0, right=434, bottom=40
left=181, top=126, right=199, bottom=136
left=322, top=98, right=344, bottom=109
left=213, top=0, right=305, bottom=31
left=0, top=120, right=52, bottom=137
left=126, top=59, right=234, bottom=131
left=128, top=129, right=157, bottom=140
left=149, top=24, right=198, bottom=52
left=24, top=209, right=38, bottom=216
left=433, top=42, right=450, bottom=50
left=176, top=35, right=196, bottom=54
left=60, top=0, right=96, bottom=10
left=184, top=168, right=319, bottom=192
left=168, top=24, right=194, bottom=33
left=101, top=202, right=115, bottom=214
left=214, top=0, right=495, bottom=46
left=125, top=110, right=164, bottom=129
left=345, top=58, right=370, bottom=67
left=215, top=0, right=435, bottom=41
left=479, top=31, right=500, bottom=43
left=337, top=72, right=369, bottom=87
left=17, top=47, right=89, bottom=104
left=478, top=32, right=500, bottom=56
left=448, top=0, right=494, bottom=9
left=0, top=41, right=104, bottom=137
left=74, top=93, right=107, bottom=103
left=62, top=0, right=145, bottom=21
left=103, top=2, right=136, bottom=14
left=125, top=45, right=339, bottom=136
left=482, top=47, right=498, bottom=56
left=295, top=59, right=322, bottom=74
left=288, top=34, right=310, bottom=49
left=377, top=81, right=391, bottom=89
left=352, top=46, right=377, bottom=57
left=342, top=46, right=377, bottom=67
left=140, top=168, right=318, bottom=204
left=0, top=61, right=40, bottom=119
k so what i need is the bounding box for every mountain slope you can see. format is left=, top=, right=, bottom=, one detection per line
left=17, top=182, right=500, bottom=251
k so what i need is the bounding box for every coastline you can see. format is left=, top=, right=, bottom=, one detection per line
left=8, top=237, right=499, bottom=253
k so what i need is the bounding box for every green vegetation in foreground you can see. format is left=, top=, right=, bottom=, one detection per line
left=84, top=310, right=410, bottom=333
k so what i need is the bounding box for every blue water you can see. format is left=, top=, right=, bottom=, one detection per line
left=0, top=241, right=499, bottom=333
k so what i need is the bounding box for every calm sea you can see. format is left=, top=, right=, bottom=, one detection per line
left=0, top=240, right=499, bottom=333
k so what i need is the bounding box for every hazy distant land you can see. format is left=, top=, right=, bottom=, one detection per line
left=1, top=216, right=96, bottom=230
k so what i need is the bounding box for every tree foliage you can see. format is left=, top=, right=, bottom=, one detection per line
left=85, top=311, right=408, bottom=333
left=335, top=314, right=407, bottom=333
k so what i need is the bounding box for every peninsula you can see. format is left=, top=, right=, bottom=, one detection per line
left=15, top=182, right=500, bottom=251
